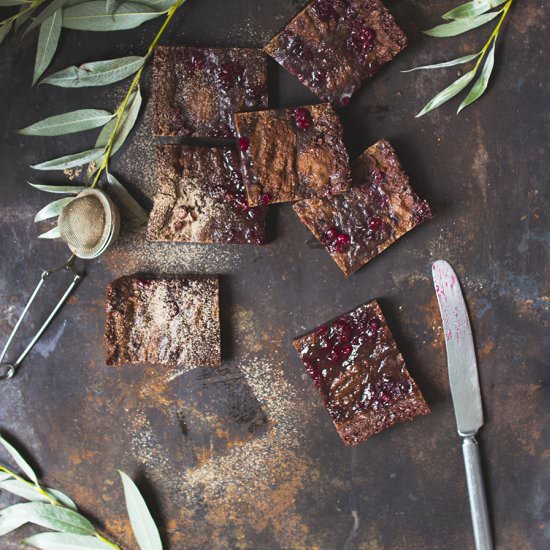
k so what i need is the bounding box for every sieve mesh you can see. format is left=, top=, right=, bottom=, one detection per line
left=58, top=195, right=106, bottom=254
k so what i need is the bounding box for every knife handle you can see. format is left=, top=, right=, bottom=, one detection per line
left=462, top=435, right=493, bottom=550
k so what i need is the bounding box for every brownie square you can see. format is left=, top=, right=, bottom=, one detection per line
left=105, top=275, right=221, bottom=367
left=264, top=0, right=407, bottom=106
left=234, top=103, right=351, bottom=206
left=293, top=300, right=430, bottom=446
left=147, top=146, right=267, bottom=245
left=152, top=46, right=268, bottom=137
left=293, top=139, right=432, bottom=276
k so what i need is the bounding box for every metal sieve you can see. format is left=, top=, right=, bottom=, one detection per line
left=0, top=188, right=121, bottom=380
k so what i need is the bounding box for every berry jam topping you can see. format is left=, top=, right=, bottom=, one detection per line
left=334, top=233, right=350, bottom=252
left=348, top=23, right=376, bottom=55
left=324, top=226, right=338, bottom=242
left=340, top=95, right=351, bottom=106
left=368, top=217, right=383, bottom=231
left=313, top=0, right=340, bottom=23
left=412, top=201, right=432, bottom=223
left=259, top=193, right=272, bottom=206
left=238, top=137, right=250, bottom=152
left=219, top=61, right=242, bottom=86
left=294, top=107, right=312, bottom=130
left=192, top=53, right=205, bottom=71
left=369, top=378, right=412, bottom=410
left=371, top=169, right=386, bottom=184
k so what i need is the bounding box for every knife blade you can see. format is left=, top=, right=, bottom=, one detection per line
left=432, top=259, right=483, bottom=436
left=432, top=259, right=493, bottom=550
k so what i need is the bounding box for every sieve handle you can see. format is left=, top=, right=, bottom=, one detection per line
left=0, top=256, right=82, bottom=380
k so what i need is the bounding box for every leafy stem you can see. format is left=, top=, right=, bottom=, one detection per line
left=0, top=464, right=58, bottom=506
left=0, top=0, right=45, bottom=27
left=406, top=0, right=515, bottom=116
left=90, top=0, right=184, bottom=189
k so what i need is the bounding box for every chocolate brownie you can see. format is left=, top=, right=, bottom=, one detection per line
left=265, top=0, right=407, bottom=106
left=152, top=46, right=268, bottom=137
left=293, top=139, right=432, bottom=276
left=105, top=275, right=221, bottom=367
left=293, top=300, right=430, bottom=446
left=147, top=146, right=267, bottom=245
left=234, top=104, right=351, bottom=206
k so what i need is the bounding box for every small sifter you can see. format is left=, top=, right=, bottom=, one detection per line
left=0, top=188, right=120, bottom=380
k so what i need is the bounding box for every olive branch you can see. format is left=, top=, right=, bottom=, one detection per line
left=3, top=0, right=187, bottom=237
left=0, top=434, right=162, bottom=549
left=404, top=0, right=515, bottom=116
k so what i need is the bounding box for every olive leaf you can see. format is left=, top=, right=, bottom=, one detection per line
left=31, top=148, right=105, bottom=171
left=0, top=0, right=27, bottom=6
left=95, top=87, right=141, bottom=154
left=0, top=510, right=28, bottom=536
left=424, top=9, right=502, bottom=37
left=0, top=21, right=12, bottom=45
left=106, top=0, right=117, bottom=15
left=119, top=471, right=162, bottom=550
left=62, top=1, right=161, bottom=31
left=137, top=0, right=178, bottom=11
left=24, top=532, right=113, bottom=549
left=106, top=172, right=148, bottom=226
left=0, top=435, right=38, bottom=484
left=443, top=0, right=507, bottom=20
left=29, top=183, right=86, bottom=194
left=416, top=69, right=477, bottom=117
left=34, top=197, right=75, bottom=222
left=41, top=56, right=144, bottom=88
left=458, top=37, right=496, bottom=112
left=38, top=226, right=61, bottom=239
left=0, top=479, right=77, bottom=510
left=19, top=109, right=115, bottom=136
left=24, top=0, right=68, bottom=36
left=0, top=472, right=10, bottom=482
left=0, top=502, right=95, bottom=535
left=402, top=52, right=480, bottom=72
left=15, top=3, right=36, bottom=31
left=33, top=8, right=62, bottom=85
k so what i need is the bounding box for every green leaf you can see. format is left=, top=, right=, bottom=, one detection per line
left=0, top=472, right=11, bottom=481
left=443, top=0, right=507, bottom=20
left=34, top=197, right=74, bottom=222
left=402, top=52, right=481, bottom=72
left=0, top=21, right=13, bottom=45
left=135, top=0, right=178, bottom=11
left=119, top=471, right=162, bottom=550
left=424, top=10, right=502, bottom=37
left=31, top=148, right=104, bottom=171
left=24, top=0, right=68, bottom=36
left=106, top=0, right=117, bottom=14
left=41, top=56, right=144, bottom=88
left=458, top=38, right=496, bottom=112
left=95, top=87, right=141, bottom=154
left=0, top=0, right=27, bottom=6
left=0, top=502, right=94, bottom=535
left=24, top=532, right=113, bottom=549
left=19, top=109, right=114, bottom=136
left=38, top=226, right=61, bottom=239
left=106, top=172, right=148, bottom=226
left=15, top=3, right=36, bottom=32
left=0, top=479, right=77, bottom=510
left=33, top=8, right=62, bottom=85
left=29, top=183, right=86, bottom=194
left=416, top=69, right=477, bottom=117
left=62, top=1, right=161, bottom=31
left=0, top=436, right=38, bottom=484
left=0, top=510, right=27, bottom=536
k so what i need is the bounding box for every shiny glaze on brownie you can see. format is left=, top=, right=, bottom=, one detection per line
left=293, top=139, right=432, bottom=276
left=293, top=300, right=430, bottom=445
left=265, top=0, right=407, bottom=105
left=234, top=104, right=351, bottom=206
left=147, top=146, right=267, bottom=245
left=152, top=47, right=268, bottom=137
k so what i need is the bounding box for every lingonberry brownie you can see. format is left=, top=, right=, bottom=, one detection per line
left=234, top=103, right=351, bottom=206
left=152, top=46, right=268, bottom=137
left=105, top=275, right=221, bottom=367
left=293, top=139, right=432, bottom=276
left=147, top=146, right=267, bottom=244
left=264, top=0, right=407, bottom=106
left=293, top=300, right=430, bottom=446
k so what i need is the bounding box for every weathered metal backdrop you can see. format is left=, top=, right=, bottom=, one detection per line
left=0, top=1, right=548, bottom=548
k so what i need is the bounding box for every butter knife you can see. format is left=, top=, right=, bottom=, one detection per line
left=432, top=260, right=493, bottom=550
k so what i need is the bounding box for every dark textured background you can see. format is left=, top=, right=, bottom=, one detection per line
left=0, top=1, right=548, bottom=548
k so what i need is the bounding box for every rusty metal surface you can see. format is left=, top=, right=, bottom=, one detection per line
left=0, top=1, right=548, bottom=548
